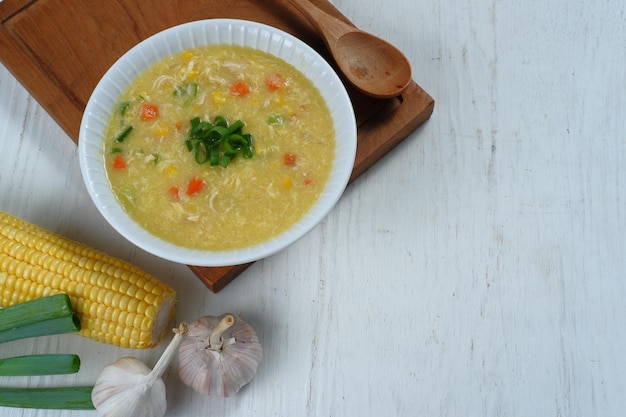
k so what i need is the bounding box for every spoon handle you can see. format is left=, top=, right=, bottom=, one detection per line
left=287, top=0, right=352, bottom=44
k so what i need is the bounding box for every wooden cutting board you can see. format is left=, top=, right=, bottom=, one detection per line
left=0, top=0, right=434, bottom=292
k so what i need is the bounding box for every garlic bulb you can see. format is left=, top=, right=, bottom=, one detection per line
left=91, top=323, right=188, bottom=417
left=178, top=314, right=262, bottom=396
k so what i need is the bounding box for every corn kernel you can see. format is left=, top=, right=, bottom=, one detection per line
left=34, top=284, right=45, bottom=298
left=110, top=308, right=120, bottom=323
left=125, top=312, right=136, bottom=327
left=140, top=316, right=152, bottom=331
left=155, top=125, right=170, bottom=137
left=130, top=332, right=140, bottom=344
left=145, top=305, right=157, bottom=319
left=119, top=280, right=130, bottom=295
left=126, top=285, right=138, bottom=298
left=135, top=300, right=147, bottom=315
left=133, top=314, right=144, bottom=329
left=116, top=311, right=127, bottom=329
left=144, top=293, right=157, bottom=306
left=163, top=165, right=178, bottom=176
left=135, top=288, right=147, bottom=302
left=118, top=295, right=130, bottom=310
left=282, top=176, right=293, bottom=189
left=143, top=280, right=156, bottom=292
left=212, top=91, right=226, bottom=105
left=127, top=298, right=138, bottom=313
left=273, top=93, right=285, bottom=106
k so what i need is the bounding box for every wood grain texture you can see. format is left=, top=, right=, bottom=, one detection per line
left=2, top=0, right=626, bottom=416
left=0, top=0, right=434, bottom=292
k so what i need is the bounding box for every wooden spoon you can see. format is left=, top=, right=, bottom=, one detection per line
left=288, top=0, right=412, bottom=98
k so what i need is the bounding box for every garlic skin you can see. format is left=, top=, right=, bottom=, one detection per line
left=92, top=323, right=188, bottom=417
left=178, top=314, right=262, bottom=397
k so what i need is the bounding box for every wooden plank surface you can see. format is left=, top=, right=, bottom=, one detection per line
left=0, top=0, right=433, bottom=292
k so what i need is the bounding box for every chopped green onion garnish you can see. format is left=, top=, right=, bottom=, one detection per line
left=185, top=116, right=253, bottom=167
left=226, top=119, right=244, bottom=135
left=194, top=141, right=209, bottom=164
left=220, top=154, right=234, bottom=168
left=112, top=147, right=123, bottom=153
left=243, top=134, right=254, bottom=159
left=118, top=101, right=130, bottom=116
left=115, top=126, right=133, bottom=143
left=213, top=115, right=228, bottom=128
left=173, top=83, right=198, bottom=97
left=174, top=83, right=199, bottom=105
left=267, top=114, right=284, bottom=125
left=210, top=145, right=220, bottom=166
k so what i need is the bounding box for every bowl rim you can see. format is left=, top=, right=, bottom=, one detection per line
left=78, top=18, right=357, bottom=267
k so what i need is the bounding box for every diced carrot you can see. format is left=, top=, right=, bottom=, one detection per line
left=175, top=121, right=183, bottom=131
left=168, top=186, right=180, bottom=201
left=229, top=80, right=250, bottom=97
left=304, top=177, right=313, bottom=186
left=265, top=73, right=283, bottom=91
left=283, top=153, right=297, bottom=166
left=112, top=154, right=127, bottom=170
left=140, top=104, right=159, bottom=121
left=186, top=176, right=205, bottom=196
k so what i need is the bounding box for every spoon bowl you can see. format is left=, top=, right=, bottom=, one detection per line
left=289, top=0, right=412, bottom=98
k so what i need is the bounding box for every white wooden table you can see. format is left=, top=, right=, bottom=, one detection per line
left=1, top=0, right=625, bottom=415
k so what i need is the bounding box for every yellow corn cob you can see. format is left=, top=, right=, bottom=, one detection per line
left=0, top=211, right=176, bottom=349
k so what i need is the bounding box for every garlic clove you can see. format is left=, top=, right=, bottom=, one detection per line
left=178, top=314, right=262, bottom=397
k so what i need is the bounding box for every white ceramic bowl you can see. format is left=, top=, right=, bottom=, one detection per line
left=79, top=19, right=357, bottom=267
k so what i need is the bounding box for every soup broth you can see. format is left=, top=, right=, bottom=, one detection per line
left=104, top=45, right=335, bottom=251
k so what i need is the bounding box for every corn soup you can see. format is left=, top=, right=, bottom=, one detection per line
left=104, top=45, right=335, bottom=250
